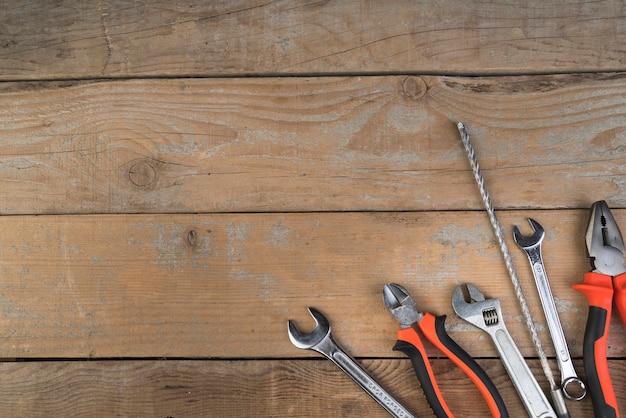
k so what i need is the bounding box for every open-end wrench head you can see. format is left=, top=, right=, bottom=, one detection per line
left=288, top=307, right=331, bottom=349
left=513, top=218, right=544, bottom=249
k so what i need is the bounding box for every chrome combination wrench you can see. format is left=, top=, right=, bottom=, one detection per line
left=452, top=283, right=559, bottom=418
left=288, top=307, right=415, bottom=418
left=513, top=219, right=586, bottom=401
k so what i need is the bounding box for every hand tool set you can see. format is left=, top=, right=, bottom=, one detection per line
left=287, top=123, right=624, bottom=417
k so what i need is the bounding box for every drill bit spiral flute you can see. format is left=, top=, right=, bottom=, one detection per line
left=456, top=123, right=569, bottom=418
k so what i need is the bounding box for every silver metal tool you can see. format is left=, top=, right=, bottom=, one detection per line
left=513, top=219, right=586, bottom=401
left=457, top=122, right=569, bottom=418
left=288, top=307, right=415, bottom=418
left=452, top=283, right=558, bottom=418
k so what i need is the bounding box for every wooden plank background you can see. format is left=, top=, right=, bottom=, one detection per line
left=2, top=1, right=626, bottom=78
left=1, top=1, right=626, bottom=416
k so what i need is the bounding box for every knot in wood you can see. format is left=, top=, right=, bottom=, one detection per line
left=401, top=76, right=427, bottom=101
left=128, top=160, right=157, bottom=187
left=187, top=229, right=197, bottom=247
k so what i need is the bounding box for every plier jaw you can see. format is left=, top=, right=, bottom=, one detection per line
left=383, top=283, right=423, bottom=329
left=586, top=200, right=626, bottom=276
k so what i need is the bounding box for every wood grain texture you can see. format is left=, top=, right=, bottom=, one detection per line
left=1, top=0, right=626, bottom=79
left=1, top=74, right=626, bottom=214
left=0, top=358, right=622, bottom=417
left=0, top=210, right=622, bottom=359
left=3, top=2, right=626, bottom=416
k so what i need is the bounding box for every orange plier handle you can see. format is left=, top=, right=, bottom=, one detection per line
left=394, top=313, right=509, bottom=418
left=573, top=271, right=626, bottom=418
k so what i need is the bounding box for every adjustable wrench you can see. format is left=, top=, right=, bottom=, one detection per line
left=288, top=307, right=415, bottom=418
left=513, top=219, right=586, bottom=401
left=452, top=283, right=558, bottom=418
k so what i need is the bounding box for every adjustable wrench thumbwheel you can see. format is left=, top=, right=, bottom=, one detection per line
left=288, top=308, right=415, bottom=418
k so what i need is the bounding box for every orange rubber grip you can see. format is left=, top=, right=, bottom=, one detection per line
left=573, top=272, right=619, bottom=418
left=395, top=326, right=454, bottom=418
left=419, top=313, right=509, bottom=418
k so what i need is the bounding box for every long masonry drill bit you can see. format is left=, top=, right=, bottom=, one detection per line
left=456, top=122, right=570, bottom=418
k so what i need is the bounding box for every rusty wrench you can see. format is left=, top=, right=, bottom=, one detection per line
left=513, top=219, right=586, bottom=401
left=288, top=307, right=415, bottom=418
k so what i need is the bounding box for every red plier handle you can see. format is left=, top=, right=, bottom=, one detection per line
left=573, top=271, right=626, bottom=418
left=394, top=313, right=509, bottom=418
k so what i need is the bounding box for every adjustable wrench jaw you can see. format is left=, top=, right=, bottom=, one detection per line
left=451, top=283, right=501, bottom=333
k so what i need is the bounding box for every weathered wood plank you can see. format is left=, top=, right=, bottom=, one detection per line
left=1, top=0, right=625, bottom=80
left=0, top=210, right=622, bottom=358
left=1, top=74, right=626, bottom=214
left=4, top=2, right=625, bottom=416
left=0, top=358, right=621, bottom=417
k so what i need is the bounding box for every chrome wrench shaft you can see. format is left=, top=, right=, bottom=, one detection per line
left=288, top=307, right=414, bottom=418
left=514, top=219, right=586, bottom=401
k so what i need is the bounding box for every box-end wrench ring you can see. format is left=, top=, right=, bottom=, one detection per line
left=288, top=307, right=415, bottom=418
left=513, top=219, right=586, bottom=401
